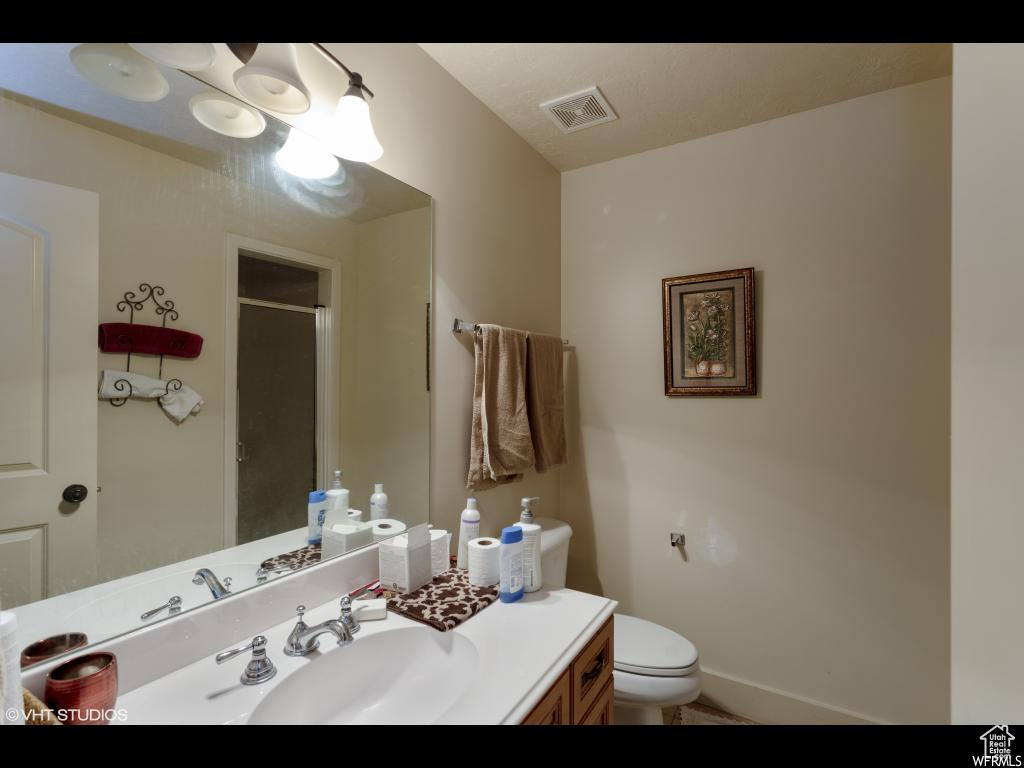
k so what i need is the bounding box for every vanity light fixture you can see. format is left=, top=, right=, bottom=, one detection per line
left=233, top=43, right=311, bottom=115
left=189, top=92, right=266, bottom=139
left=128, top=43, right=216, bottom=72
left=311, top=43, right=383, bottom=162
left=69, top=43, right=170, bottom=102
left=276, top=127, right=339, bottom=179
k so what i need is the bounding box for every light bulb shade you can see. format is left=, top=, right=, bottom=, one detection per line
left=276, top=128, right=339, bottom=179
left=69, top=43, right=169, bottom=102
left=128, top=43, right=216, bottom=72
left=333, top=92, right=383, bottom=162
left=189, top=92, right=266, bottom=138
left=233, top=43, right=310, bottom=115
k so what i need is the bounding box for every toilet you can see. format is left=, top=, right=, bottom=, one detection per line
left=537, top=518, right=702, bottom=725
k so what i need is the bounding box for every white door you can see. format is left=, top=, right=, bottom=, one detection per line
left=0, top=171, right=98, bottom=609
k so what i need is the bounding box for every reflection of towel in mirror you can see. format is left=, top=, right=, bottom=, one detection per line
left=526, top=333, right=566, bottom=472
left=97, top=369, right=203, bottom=423
left=467, top=325, right=534, bottom=491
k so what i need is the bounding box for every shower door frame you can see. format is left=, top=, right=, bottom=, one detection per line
left=222, top=234, right=341, bottom=548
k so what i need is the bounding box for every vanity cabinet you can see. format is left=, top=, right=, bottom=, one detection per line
left=522, top=616, right=613, bottom=725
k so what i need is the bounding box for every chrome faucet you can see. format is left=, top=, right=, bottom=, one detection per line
left=283, top=597, right=360, bottom=657
left=193, top=568, right=232, bottom=599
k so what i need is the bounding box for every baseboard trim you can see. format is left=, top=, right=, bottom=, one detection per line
left=698, top=668, right=886, bottom=725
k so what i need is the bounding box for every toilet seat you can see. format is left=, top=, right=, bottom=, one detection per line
left=613, top=613, right=699, bottom=677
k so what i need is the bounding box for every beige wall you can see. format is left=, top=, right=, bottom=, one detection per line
left=328, top=44, right=563, bottom=537
left=561, top=79, right=951, bottom=723
left=951, top=45, right=1024, bottom=723
left=0, top=96, right=362, bottom=580
left=346, top=207, right=432, bottom=516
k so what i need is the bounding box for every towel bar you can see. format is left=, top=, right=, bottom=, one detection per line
left=451, top=317, right=570, bottom=346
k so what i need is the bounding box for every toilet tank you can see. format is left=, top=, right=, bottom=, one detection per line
left=536, top=517, right=572, bottom=588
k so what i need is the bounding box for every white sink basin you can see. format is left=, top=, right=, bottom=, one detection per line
left=248, top=626, right=479, bottom=724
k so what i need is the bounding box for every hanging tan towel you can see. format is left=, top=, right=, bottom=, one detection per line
left=526, top=333, right=567, bottom=472
left=467, top=324, right=534, bottom=490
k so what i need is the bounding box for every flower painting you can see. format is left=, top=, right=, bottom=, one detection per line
left=663, top=268, right=756, bottom=396
left=682, top=290, right=735, bottom=378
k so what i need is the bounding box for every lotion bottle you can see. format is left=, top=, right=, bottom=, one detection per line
left=307, top=490, right=328, bottom=545
left=457, top=497, right=481, bottom=570
left=514, top=497, right=543, bottom=592
left=370, top=483, right=389, bottom=520
left=499, top=526, right=524, bottom=603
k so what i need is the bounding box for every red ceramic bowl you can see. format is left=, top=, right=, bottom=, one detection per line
left=20, top=632, right=89, bottom=668
left=45, top=652, right=118, bottom=725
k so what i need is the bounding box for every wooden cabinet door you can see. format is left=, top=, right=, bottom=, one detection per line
left=579, top=679, right=614, bottom=725
left=522, top=669, right=571, bottom=725
left=571, top=617, right=613, bottom=723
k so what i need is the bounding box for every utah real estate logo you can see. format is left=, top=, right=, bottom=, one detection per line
left=975, top=726, right=1021, bottom=766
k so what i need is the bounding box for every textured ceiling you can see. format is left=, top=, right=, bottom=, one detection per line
left=418, top=43, right=952, bottom=171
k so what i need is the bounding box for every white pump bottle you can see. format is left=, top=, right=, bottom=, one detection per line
left=514, top=496, right=543, bottom=592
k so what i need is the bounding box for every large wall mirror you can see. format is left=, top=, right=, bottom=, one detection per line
left=0, top=43, right=431, bottom=667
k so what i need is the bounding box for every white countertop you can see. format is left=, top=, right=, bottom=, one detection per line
left=115, top=586, right=616, bottom=724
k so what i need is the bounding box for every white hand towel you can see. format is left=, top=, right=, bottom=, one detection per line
left=98, top=370, right=203, bottom=423
left=0, top=611, right=24, bottom=725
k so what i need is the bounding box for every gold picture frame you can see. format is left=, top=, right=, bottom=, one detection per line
left=662, top=268, right=757, bottom=396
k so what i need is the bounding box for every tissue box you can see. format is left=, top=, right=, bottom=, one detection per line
left=430, top=529, right=451, bottom=577
left=321, top=521, right=373, bottom=559
left=378, top=523, right=432, bottom=593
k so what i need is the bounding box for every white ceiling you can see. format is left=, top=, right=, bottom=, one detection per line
left=418, top=43, right=952, bottom=171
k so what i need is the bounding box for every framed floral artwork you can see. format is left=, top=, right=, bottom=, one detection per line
left=662, top=268, right=756, bottom=396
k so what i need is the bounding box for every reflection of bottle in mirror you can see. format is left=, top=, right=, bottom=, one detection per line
left=457, top=497, right=480, bottom=570
left=326, top=469, right=349, bottom=512
left=307, top=490, right=328, bottom=545
left=324, top=469, right=350, bottom=529
left=370, top=483, right=389, bottom=520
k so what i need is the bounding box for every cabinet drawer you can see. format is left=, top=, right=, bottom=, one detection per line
left=571, top=617, right=613, bottom=723
left=522, top=668, right=571, bottom=725
left=579, top=679, right=614, bottom=725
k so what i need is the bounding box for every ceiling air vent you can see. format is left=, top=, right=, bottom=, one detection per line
left=540, top=86, right=618, bottom=134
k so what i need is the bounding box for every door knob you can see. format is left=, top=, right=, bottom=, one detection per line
left=62, top=484, right=88, bottom=504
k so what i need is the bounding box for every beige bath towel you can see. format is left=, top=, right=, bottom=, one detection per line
left=467, top=324, right=534, bottom=490
left=526, top=333, right=567, bottom=472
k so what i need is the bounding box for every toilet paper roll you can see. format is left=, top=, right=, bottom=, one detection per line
left=468, top=537, right=501, bottom=587
left=372, top=518, right=407, bottom=542
left=1, top=611, right=24, bottom=725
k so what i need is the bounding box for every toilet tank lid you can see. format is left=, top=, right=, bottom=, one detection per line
left=614, top=613, right=698, bottom=673
left=535, top=517, right=572, bottom=554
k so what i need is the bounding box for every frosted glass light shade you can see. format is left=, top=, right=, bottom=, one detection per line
left=189, top=93, right=266, bottom=138
left=276, top=128, right=339, bottom=179
left=334, top=92, right=383, bottom=162
left=69, top=43, right=169, bottom=102
left=233, top=43, right=310, bottom=115
left=129, top=43, right=216, bottom=72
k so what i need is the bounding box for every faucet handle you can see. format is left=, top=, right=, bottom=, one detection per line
left=339, top=595, right=361, bottom=635
left=296, top=604, right=307, bottom=621
left=215, top=635, right=276, bottom=685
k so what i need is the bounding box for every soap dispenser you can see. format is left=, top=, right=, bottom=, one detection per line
left=326, top=469, right=350, bottom=513
left=514, top=497, right=543, bottom=593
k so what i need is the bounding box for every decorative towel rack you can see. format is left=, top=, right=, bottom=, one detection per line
left=107, top=283, right=183, bottom=407
left=451, top=317, right=570, bottom=346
